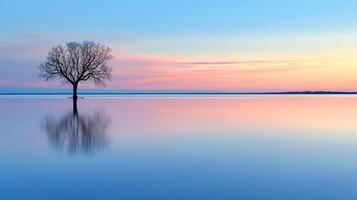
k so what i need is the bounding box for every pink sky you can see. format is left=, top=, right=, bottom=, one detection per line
left=1, top=32, right=357, bottom=92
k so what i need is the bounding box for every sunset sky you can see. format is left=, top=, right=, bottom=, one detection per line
left=1, top=0, right=357, bottom=92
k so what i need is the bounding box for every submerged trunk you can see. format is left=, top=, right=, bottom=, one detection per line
left=73, top=97, right=78, bottom=116
left=73, top=83, right=78, bottom=100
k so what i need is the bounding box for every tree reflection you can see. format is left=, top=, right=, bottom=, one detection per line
left=44, top=99, right=110, bottom=154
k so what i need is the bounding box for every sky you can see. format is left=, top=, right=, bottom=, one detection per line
left=1, top=0, right=357, bottom=92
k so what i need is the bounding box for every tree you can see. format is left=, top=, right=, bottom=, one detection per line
left=38, top=41, right=113, bottom=99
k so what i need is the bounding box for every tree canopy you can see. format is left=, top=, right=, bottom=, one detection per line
left=38, top=41, right=113, bottom=98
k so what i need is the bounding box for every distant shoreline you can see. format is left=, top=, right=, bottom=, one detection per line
left=1, top=91, right=357, bottom=95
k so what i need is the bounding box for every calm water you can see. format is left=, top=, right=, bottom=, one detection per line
left=1, top=95, right=357, bottom=199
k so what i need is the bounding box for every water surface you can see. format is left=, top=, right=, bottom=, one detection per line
left=1, top=95, right=357, bottom=199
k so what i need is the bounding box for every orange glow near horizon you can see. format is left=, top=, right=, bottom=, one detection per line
left=3, top=32, right=357, bottom=92
left=101, top=49, right=357, bottom=92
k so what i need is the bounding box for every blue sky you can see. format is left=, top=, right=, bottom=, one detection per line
left=2, top=0, right=357, bottom=35
left=1, top=0, right=357, bottom=92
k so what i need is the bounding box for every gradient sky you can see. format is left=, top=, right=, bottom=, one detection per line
left=1, top=0, right=357, bottom=92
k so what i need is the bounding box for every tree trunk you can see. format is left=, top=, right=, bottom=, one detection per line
left=73, top=83, right=78, bottom=100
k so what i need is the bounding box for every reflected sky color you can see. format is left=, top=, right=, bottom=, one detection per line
left=1, top=96, right=357, bottom=199
left=1, top=1, right=357, bottom=91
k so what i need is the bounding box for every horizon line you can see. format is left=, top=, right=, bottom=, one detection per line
left=2, top=91, right=357, bottom=95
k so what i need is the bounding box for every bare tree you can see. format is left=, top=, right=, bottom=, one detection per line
left=38, top=41, right=113, bottom=99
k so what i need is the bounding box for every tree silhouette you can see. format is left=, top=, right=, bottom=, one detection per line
left=38, top=41, right=112, bottom=99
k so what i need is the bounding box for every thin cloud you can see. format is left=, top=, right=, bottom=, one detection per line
left=176, top=59, right=320, bottom=66
left=0, top=43, right=47, bottom=54
left=7, top=33, right=141, bottom=43
left=181, top=61, right=242, bottom=65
